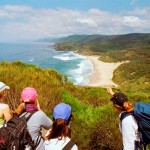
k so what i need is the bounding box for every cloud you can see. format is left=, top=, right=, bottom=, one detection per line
left=75, top=18, right=98, bottom=27
left=2, top=5, right=32, bottom=12
left=0, top=5, right=149, bottom=41
left=128, top=7, right=150, bottom=16
left=123, top=16, right=140, bottom=26
left=0, top=9, right=9, bottom=18
left=130, top=0, right=137, bottom=6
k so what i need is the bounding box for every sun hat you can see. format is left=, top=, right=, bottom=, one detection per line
left=110, top=92, right=128, bottom=107
left=0, top=82, right=10, bottom=92
left=21, top=87, right=37, bottom=103
left=53, top=103, right=71, bottom=120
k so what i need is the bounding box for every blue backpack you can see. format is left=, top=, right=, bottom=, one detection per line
left=120, top=102, right=150, bottom=150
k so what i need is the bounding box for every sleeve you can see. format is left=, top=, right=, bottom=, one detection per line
left=39, top=111, right=53, bottom=130
left=121, top=116, right=136, bottom=150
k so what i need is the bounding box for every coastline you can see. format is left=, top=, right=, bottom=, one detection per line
left=85, top=56, right=128, bottom=88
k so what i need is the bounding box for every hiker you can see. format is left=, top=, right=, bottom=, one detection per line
left=14, top=87, right=53, bottom=150
left=0, top=82, right=12, bottom=127
left=107, top=87, right=141, bottom=150
left=44, top=103, right=78, bottom=150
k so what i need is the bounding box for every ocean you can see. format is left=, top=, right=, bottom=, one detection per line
left=0, top=42, right=93, bottom=85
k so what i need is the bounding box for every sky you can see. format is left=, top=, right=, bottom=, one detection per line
left=0, top=0, right=150, bottom=42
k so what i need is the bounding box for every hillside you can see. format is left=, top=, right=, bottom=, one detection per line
left=38, top=33, right=150, bottom=43
left=0, top=61, right=149, bottom=149
left=52, top=33, right=150, bottom=53
left=100, top=46, right=150, bottom=94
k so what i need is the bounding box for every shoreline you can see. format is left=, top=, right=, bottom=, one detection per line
left=85, top=56, right=128, bottom=88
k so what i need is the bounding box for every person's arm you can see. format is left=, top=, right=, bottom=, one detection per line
left=121, top=116, right=137, bottom=150
left=3, top=104, right=12, bottom=122
left=107, top=87, right=115, bottom=96
left=40, top=111, right=53, bottom=130
left=36, top=100, right=41, bottom=110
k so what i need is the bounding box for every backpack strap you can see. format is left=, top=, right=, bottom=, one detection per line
left=19, top=111, right=36, bottom=122
left=22, top=111, right=43, bottom=149
left=19, top=111, right=41, bottom=148
left=120, top=112, right=143, bottom=150
left=33, top=134, right=42, bottom=148
left=120, top=112, right=133, bottom=128
left=62, top=140, right=75, bottom=150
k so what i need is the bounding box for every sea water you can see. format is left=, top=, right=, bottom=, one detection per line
left=0, top=42, right=93, bottom=85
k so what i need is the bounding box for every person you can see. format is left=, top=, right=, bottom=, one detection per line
left=44, top=103, right=78, bottom=150
left=107, top=87, right=141, bottom=150
left=14, top=87, right=53, bottom=150
left=0, top=82, right=12, bottom=127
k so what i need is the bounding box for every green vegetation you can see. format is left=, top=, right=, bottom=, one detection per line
left=54, top=33, right=150, bottom=55
left=54, top=42, right=79, bottom=51
left=100, top=46, right=150, bottom=95
left=0, top=61, right=68, bottom=111
left=0, top=61, right=149, bottom=149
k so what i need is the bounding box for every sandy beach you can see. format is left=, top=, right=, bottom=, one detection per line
left=86, top=56, right=128, bottom=87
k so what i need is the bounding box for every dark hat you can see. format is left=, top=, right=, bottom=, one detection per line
left=110, top=92, right=128, bottom=107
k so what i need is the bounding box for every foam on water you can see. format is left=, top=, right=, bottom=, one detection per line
left=67, top=57, right=93, bottom=85
left=28, top=58, right=34, bottom=62
left=53, top=51, right=93, bottom=85
left=53, top=51, right=85, bottom=61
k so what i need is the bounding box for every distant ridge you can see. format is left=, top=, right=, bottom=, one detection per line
left=36, top=33, right=150, bottom=44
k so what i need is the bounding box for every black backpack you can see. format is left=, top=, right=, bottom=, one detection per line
left=120, top=102, right=150, bottom=150
left=0, top=111, right=36, bottom=150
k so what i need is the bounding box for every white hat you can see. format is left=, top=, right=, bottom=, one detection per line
left=0, top=82, right=10, bottom=92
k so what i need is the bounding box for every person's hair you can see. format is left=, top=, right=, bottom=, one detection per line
left=123, top=101, right=134, bottom=112
left=45, top=118, right=71, bottom=140
left=116, top=101, right=134, bottom=112
left=0, top=90, right=6, bottom=100
left=13, top=103, right=26, bottom=115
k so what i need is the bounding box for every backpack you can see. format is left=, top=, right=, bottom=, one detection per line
left=0, top=111, right=36, bottom=150
left=120, top=102, right=150, bottom=150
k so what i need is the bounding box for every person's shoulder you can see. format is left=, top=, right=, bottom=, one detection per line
left=34, top=110, right=49, bottom=118
left=65, top=137, right=78, bottom=150
left=44, top=137, right=78, bottom=150
left=36, top=110, right=46, bottom=115
left=122, top=114, right=137, bottom=126
left=0, top=103, right=10, bottom=110
left=71, top=140, right=78, bottom=150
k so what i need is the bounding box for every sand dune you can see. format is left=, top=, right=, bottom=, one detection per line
left=86, top=56, right=128, bottom=87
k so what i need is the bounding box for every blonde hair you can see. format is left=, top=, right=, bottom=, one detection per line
left=13, top=103, right=26, bottom=115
